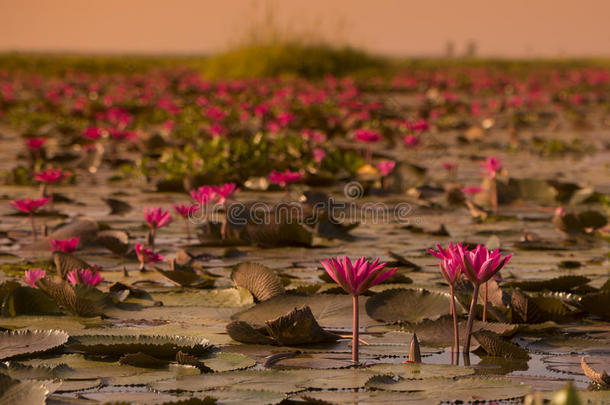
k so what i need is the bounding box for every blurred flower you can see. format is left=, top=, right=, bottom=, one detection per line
left=376, top=160, right=396, bottom=176
left=268, top=170, right=303, bottom=187
left=461, top=186, right=483, bottom=195
left=442, top=162, right=457, bottom=172
left=173, top=203, right=197, bottom=218
left=49, top=237, right=80, bottom=253
left=135, top=243, right=164, bottom=270
left=143, top=206, right=172, bottom=230
left=83, top=127, right=103, bottom=140
left=190, top=186, right=214, bottom=206
left=312, top=148, right=326, bottom=163
left=403, top=135, right=420, bottom=147
left=354, top=129, right=382, bottom=143
left=10, top=197, right=50, bottom=214
left=24, top=269, right=46, bottom=288
left=212, top=183, right=239, bottom=205
left=26, top=138, right=48, bottom=150
left=34, top=168, right=69, bottom=183
left=480, top=156, right=502, bottom=178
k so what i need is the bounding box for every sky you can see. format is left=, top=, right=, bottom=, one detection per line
left=1, top=0, right=609, bottom=57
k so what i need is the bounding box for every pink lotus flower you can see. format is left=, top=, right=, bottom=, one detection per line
left=49, top=237, right=80, bottom=253
left=354, top=129, right=382, bottom=143
left=173, top=203, right=197, bottom=218
left=442, top=162, right=457, bottom=172
left=312, top=148, right=326, bottom=163
left=26, top=138, right=48, bottom=150
left=83, top=127, right=103, bottom=140
left=109, top=129, right=137, bottom=141
left=376, top=160, right=396, bottom=176
left=143, top=207, right=172, bottom=229
left=67, top=268, right=103, bottom=286
left=135, top=243, right=164, bottom=270
left=403, top=135, right=420, bottom=147
left=10, top=197, right=50, bottom=214
left=24, top=269, right=46, bottom=288
left=190, top=186, right=214, bottom=206
left=461, top=186, right=483, bottom=195
left=409, top=118, right=429, bottom=132
left=428, top=243, right=463, bottom=285
left=321, top=256, right=397, bottom=363
left=459, top=244, right=511, bottom=285
left=321, top=256, right=397, bottom=296
left=212, top=183, right=239, bottom=205
left=481, top=156, right=502, bottom=178
left=268, top=170, right=303, bottom=187
left=458, top=244, right=512, bottom=354
left=34, top=168, right=70, bottom=183
left=429, top=243, right=464, bottom=353
left=301, top=129, right=327, bottom=143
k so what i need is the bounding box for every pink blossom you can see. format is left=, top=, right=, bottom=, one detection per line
left=354, top=129, right=382, bottom=143
left=143, top=207, right=172, bottom=229
left=276, top=111, right=294, bottom=126
left=409, top=118, right=429, bottom=132
left=320, top=256, right=397, bottom=296
left=24, top=269, right=46, bottom=288
left=26, top=138, right=48, bottom=150
left=10, top=197, right=50, bottom=214
left=67, top=268, right=103, bottom=286
left=83, top=127, right=103, bottom=140
left=312, top=148, right=326, bottom=163
left=376, top=160, right=396, bottom=176
left=481, top=156, right=502, bottom=178
left=212, top=183, right=239, bottom=204
left=428, top=243, right=463, bottom=284
left=458, top=244, right=512, bottom=285
left=403, top=135, right=420, bottom=147
left=34, top=168, right=69, bottom=183
left=442, top=162, right=457, bottom=171
left=301, top=129, right=327, bottom=143
left=135, top=243, right=164, bottom=264
left=49, top=237, right=80, bottom=253
left=461, top=186, right=483, bottom=195
left=173, top=203, right=197, bottom=218
left=268, top=170, right=303, bottom=187
left=190, top=186, right=214, bottom=206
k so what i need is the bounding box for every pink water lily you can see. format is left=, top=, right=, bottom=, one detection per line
left=173, top=203, right=197, bottom=240
left=354, top=128, right=382, bottom=143
left=143, top=206, right=171, bottom=249
left=10, top=197, right=50, bottom=241
left=49, top=237, right=80, bottom=253
left=67, top=268, right=103, bottom=286
left=403, top=135, right=420, bottom=147
left=268, top=170, right=303, bottom=187
left=461, top=186, right=483, bottom=195
left=190, top=185, right=214, bottom=206
left=26, top=138, right=48, bottom=150
left=24, top=269, right=46, bottom=288
left=212, top=183, right=239, bottom=205
left=34, top=168, right=69, bottom=183
left=83, top=126, right=103, bottom=140
left=376, top=160, right=396, bottom=176
left=481, top=156, right=502, bottom=179
left=458, top=244, right=512, bottom=354
left=10, top=197, right=50, bottom=214
left=312, top=148, right=326, bottom=163
left=143, top=206, right=172, bottom=229
left=321, top=256, right=397, bottom=364
left=135, top=243, right=164, bottom=271
left=429, top=243, right=464, bottom=354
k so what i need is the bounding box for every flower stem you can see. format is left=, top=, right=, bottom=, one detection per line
left=483, top=281, right=488, bottom=322
left=449, top=284, right=459, bottom=354
left=184, top=219, right=191, bottom=240
left=30, top=213, right=37, bottom=241
left=352, top=294, right=359, bottom=364
left=463, top=282, right=480, bottom=354
left=490, top=178, right=498, bottom=214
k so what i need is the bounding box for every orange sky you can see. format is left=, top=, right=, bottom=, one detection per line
left=1, top=0, right=609, bottom=57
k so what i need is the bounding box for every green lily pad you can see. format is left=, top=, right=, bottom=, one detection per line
left=203, top=352, right=256, bottom=372
left=0, top=329, right=69, bottom=360
left=365, top=288, right=462, bottom=324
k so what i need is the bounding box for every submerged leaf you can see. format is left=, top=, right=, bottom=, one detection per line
left=1, top=286, right=61, bottom=316
left=473, top=330, right=530, bottom=360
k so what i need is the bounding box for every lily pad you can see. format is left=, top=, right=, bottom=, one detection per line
left=231, top=262, right=285, bottom=301
left=1, top=286, right=61, bottom=316
left=473, top=330, right=531, bottom=360
left=0, top=329, right=69, bottom=360
left=67, top=334, right=213, bottom=358
left=365, top=288, right=461, bottom=324
left=203, top=352, right=257, bottom=372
